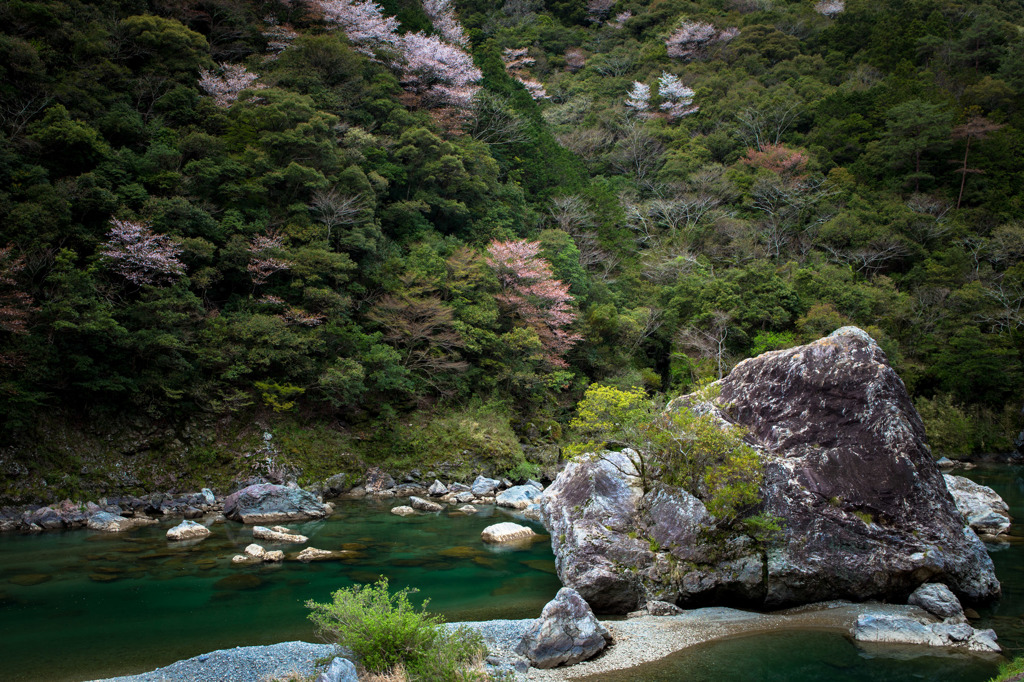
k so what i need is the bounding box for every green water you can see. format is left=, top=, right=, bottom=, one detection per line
left=0, top=500, right=560, bottom=682
left=591, top=463, right=1024, bottom=682
left=4, top=465, right=1024, bottom=682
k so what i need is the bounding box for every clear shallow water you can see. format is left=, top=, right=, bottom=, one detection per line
left=0, top=500, right=560, bottom=682
left=589, top=463, right=1024, bottom=682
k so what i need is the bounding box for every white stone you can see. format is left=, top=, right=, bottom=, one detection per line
left=481, top=522, right=536, bottom=544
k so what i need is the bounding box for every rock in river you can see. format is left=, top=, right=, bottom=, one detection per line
left=87, top=512, right=158, bottom=533
left=223, top=484, right=329, bottom=524
left=542, top=327, right=1001, bottom=613
left=253, top=525, right=308, bottom=543
left=943, top=474, right=1012, bottom=536
left=515, top=587, right=611, bottom=668
left=167, top=519, right=211, bottom=541
left=410, top=496, right=443, bottom=513
left=496, top=485, right=543, bottom=510
left=481, top=522, right=536, bottom=544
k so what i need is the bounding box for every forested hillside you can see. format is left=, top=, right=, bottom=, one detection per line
left=1, top=0, right=1022, bottom=498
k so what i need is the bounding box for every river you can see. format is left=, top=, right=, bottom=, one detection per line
left=1, top=464, right=1021, bottom=681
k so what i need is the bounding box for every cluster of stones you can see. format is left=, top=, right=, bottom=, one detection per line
left=1, top=488, right=222, bottom=533
left=386, top=474, right=545, bottom=518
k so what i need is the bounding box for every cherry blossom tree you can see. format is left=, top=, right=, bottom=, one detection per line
left=262, top=19, right=299, bottom=60
left=658, top=72, right=698, bottom=119
left=814, top=0, right=845, bottom=17
left=0, top=246, right=34, bottom=336
left=564, top=47, right=587, bottom=72
left=666, top=20, right=738, bottom=61
left=400, top=31, right=482, bottom=107
left=501, top=47, right=547, bottom=100
left=486, top=239, right=582, bottom=366
left=101, top=218, right=186, bottom=286
left=247, top=232, right=291, bottom=286
left=741, top=143, right=809, bottom=179
left=625, top=81, right=651, bottom=114
left=198, top=63, right=266, bottom=107
left=313, top=0, right=401, bottom=54
left=423, top=0, right=468, bottom=47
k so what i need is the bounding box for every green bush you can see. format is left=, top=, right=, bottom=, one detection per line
left=989, top=655, right=1024, bottom=681
left=306, top=578, right=487, bottom=681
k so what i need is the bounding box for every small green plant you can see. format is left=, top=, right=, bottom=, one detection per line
left=306, top=578, right=487, bottom=682
left=988, top=654, right=1024, bottom=681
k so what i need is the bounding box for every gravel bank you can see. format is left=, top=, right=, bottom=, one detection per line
left=92, top=641, right=340, bottom=682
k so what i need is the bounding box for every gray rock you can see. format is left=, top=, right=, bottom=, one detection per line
left=88, top=512, right=157, bottom=532
left=472, top=475, right=501, bottom=496
left=936, top=457, right=955, bottom=469
left=541, top=327, right=1001, bottom=614
left=853, top=613, right=1000, bottom=652
left=223, top=484, right=328, bottom=524
left=253, top=525, right=308, bottom=543
left=390, top=506, right=417, bottom=516
left=449, top=483, right=471, bottom=494
left=200, top=488, right=216, bottom=505
left=410, top=496, right=443, bottom=513
left=943, top=474, right=1012, bottom=536
left=526, top=479, right=545, bottom=491
left=316, top=657, right=357, bottom=682
left=645, top=600, right=684, bottom=616
left=428, top=480, right=447, bottom=497
left=909, top=583, right=965, bottom=621
left=455, top=491, right=475, bottom=504
left=364, top=467, right=396, bottom=495
left=496, top=485, right=543, bottom=510
left=515, top=587, right=611, bottom=668
left=167, top=519, right=211, bottom=541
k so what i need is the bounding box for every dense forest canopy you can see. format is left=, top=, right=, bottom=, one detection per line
left=1, top=0, right=1023, bottom=488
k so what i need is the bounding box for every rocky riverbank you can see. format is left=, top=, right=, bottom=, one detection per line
left=89, top=600, right=1003, bottom=682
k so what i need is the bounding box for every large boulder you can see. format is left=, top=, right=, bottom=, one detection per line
left=364, top=467, right=396, bottom=495
left=515, top=587, right=611, bottom=668
left=223, top=484, right=329, bottom=524
left=943, top=474, right=1012, bottom=536
left=542, top=327, right=1000, bottom=613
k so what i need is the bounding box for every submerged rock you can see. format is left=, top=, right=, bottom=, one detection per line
left=390, top=506, right=416, bottom=516
left=542, top=327, right=1001, bottom=613
left=295, top=547, right=336, bottom=562
left=253, top=525, right=308, bottom=543
left=167, top=519, right=211, bottom=541
left=410, top=496, right=443, bottom=513
left=481, top=522, right=536, bottom=544
left=223, top=484, right=328, bottom=524
left=943, top=474, right=1012, bottom=536
left=515, top=587, right=611, bottom=668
